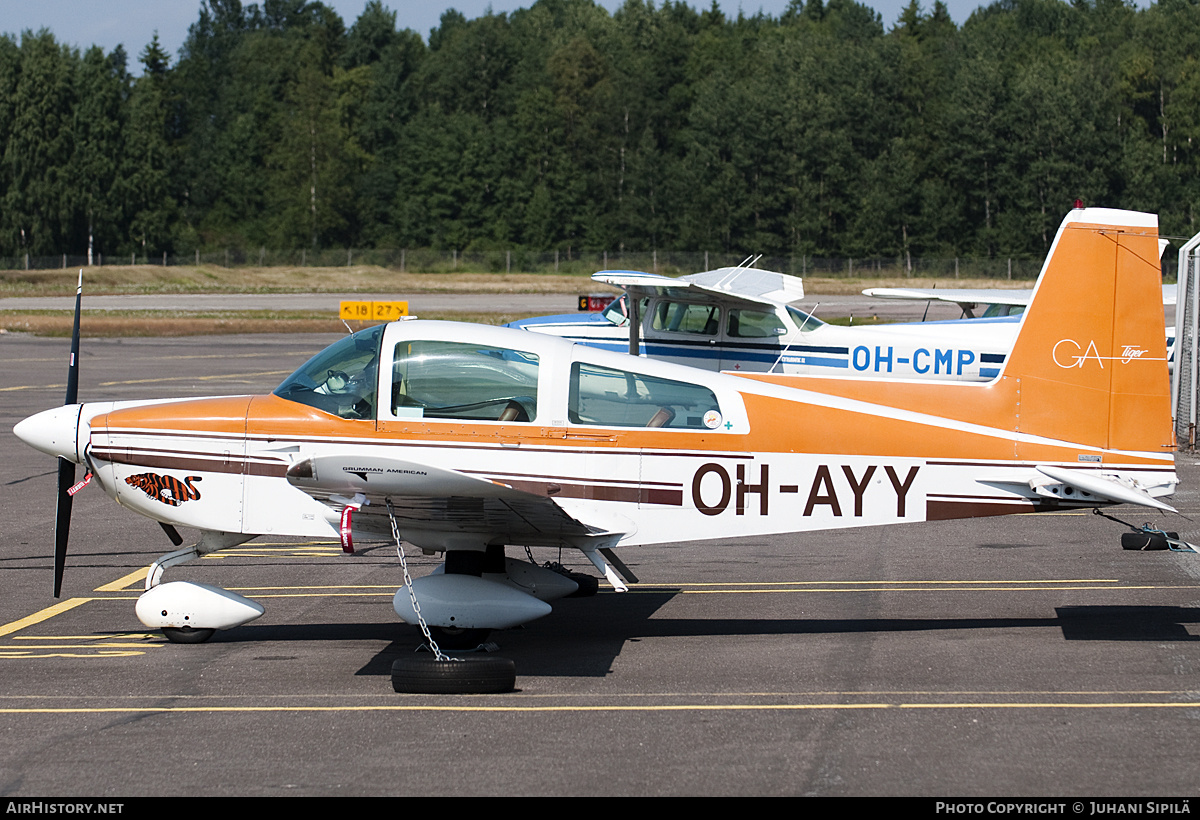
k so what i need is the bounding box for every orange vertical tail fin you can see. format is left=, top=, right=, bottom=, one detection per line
left=1001, top=208, right=1172, bottom=454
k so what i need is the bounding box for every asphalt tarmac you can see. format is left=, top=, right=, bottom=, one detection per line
left=2, top=333, right=1199, bottom=797
left=0, top=290, right=1014, bottom=322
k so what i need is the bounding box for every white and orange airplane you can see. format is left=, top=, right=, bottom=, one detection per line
left=13, top=207, right=1182, bottom=693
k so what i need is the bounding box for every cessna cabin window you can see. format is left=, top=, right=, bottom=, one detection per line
left=391, top=341, right=539, bottom=422
left=273, top=325, right=383, bottom=420
left=602, top=294, right=649, bottom=328
left=650, top=301, right=720, bottom=335
left=727, top=308, right=787, bottom=338
left=569, top=362, right=721, bottom=429
left=982, top=303, right=1025, bottom=319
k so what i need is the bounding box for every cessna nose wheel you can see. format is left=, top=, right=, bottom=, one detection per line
left=162, top=626, right=216, bottom=644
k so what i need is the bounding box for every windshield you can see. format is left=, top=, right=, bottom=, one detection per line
left=786, top=305, right=825, bottom=331
left=273, top=325, right=384, bottom=419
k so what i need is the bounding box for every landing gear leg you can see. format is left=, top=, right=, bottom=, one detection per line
left=387, top=507, right=516, bottom=693
left=425, top=548, right=496, bottom=649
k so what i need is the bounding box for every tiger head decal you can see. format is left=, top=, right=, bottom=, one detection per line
left=124, top=473, right=203, bottom=506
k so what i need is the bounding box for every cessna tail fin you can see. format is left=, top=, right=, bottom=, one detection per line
left=999, top=208, right=1172, bottom=454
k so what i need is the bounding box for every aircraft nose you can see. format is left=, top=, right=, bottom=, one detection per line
left=13, top=404, right=84, bottom=462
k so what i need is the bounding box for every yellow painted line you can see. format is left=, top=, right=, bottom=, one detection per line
left=667, top=584, right=1199, bottom=594
left=0, top=383, right=66, bottom=392
left=0, top=651, right=144, bottom=659
left=0, top=599, right=90, bottom=638
left=95, top=568, right=148, bottom=592
left=100, top=370, right=291, bottom=387
left=641, top=579, right=1122, bottom=587
left=226, top=585, right=400, bottom=591
left=0, top=643, right=153, bottom=649
left=1, top=701, right=1198, bottom=715
left=13, top=634, right=159, bottom=640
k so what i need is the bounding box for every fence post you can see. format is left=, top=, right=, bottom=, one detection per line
left=401, top=249, right=405, bottom=273
left=195, top=249, right=199, bottom=266
left=555, top=250, right=558, bottom=272
left=1007, top=258, right=1012, bottom=280
left=653, top=250, right=657, bottom=273
left=506, top=250, right=510, bottom=274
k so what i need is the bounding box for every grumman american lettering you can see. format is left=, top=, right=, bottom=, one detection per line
left=12, top=208, right=1182, bottom=693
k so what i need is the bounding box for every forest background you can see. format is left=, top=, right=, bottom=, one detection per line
left=2, top=0, right=1198, bottom=270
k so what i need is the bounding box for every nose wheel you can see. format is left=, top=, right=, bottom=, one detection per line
left=162, top=626, right=216, bottom=644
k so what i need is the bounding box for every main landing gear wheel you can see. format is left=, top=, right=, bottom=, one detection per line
left=428, top=626, right=491, bottom=650
left=565, top=572, right=599, bottom=598
left=1121, top=531, right=1178, bottom=551
left=391, top=655, right=516, bottom=694
left=162, top=626, right=216, bottom=644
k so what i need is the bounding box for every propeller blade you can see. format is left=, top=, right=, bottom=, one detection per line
left=64, top=270, right=81, bottom=405
left=53, top=457, right=75, bottom=598
left=53, top=270, right=83, bottom=597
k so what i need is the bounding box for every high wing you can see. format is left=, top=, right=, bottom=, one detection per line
left=862, top=286, right=1032, bottom=309
left=593, top=266, right=805, bottom=310
left=863, top=284, right=1176, bottom=310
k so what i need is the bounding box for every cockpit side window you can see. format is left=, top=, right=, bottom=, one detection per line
left=650, top=301, right=721, bottom=335
left=273, top=325, right=383, bottom=420
left=392, top=341, right=539, bottom=422
left=569, top=361, right=721, bottom=429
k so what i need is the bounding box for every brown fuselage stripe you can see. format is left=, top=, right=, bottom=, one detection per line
left=88, top=450, right=684, bottom=506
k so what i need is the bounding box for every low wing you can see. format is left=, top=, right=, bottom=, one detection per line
left=285, top=453, right=611, bottom=548
left=593, top=266, right=804, bottom=309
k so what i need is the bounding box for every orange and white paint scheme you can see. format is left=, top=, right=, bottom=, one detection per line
left=13, top=208, right=1178, bottom=650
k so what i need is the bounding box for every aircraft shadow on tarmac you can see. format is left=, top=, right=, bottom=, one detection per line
left=167, top=594, right=1198, bottom=678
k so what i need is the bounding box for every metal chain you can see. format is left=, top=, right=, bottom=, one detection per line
left=387, top=500, right=453, bottom=662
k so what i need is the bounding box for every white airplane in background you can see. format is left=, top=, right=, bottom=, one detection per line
left=13, top=208, right=1185, bottom=694
left=862, top=283, right=1176, bottom=319
left=862, top=283, right=1178, bottom=370
left=508, top=266, right=1018, bottom=381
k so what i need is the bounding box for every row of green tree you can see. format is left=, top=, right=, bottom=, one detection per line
left=2, top=0, right=1199, bottom=261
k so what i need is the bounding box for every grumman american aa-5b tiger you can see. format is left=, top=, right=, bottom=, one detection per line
left=13, top=208, right=1189, bottom=693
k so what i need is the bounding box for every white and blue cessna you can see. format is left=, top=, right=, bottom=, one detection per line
left=508, top=267, right=1017, bottom=381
